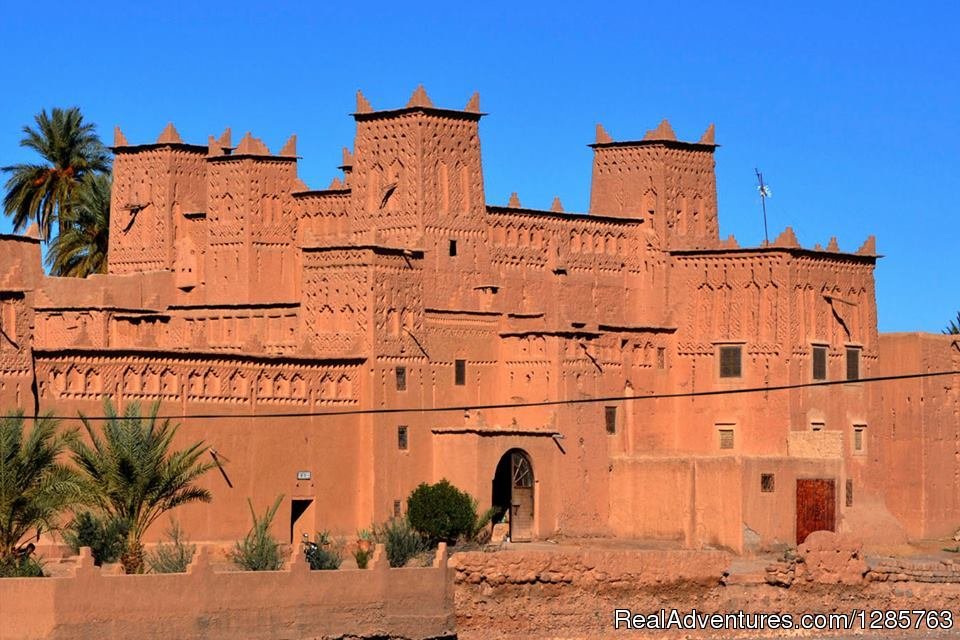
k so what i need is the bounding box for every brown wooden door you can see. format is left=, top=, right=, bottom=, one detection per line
left=796, top=479, right=836, bottom=544
left=510, top=452, right=534, bottom=542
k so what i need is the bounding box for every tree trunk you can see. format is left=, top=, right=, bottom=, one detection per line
left=121, top=536, right=144, bottom=574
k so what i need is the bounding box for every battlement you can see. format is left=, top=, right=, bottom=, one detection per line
left=352, top=85, right=484, bottom=121
left=588, top=120, right=720, bottom=250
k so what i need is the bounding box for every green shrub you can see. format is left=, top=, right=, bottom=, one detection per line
left=374, top=517, right=428, bottom=567
left=406, top=480, right=478, bottom=544
left=354, top=546, right=372, bottom=569
left=304, top=532, right=342, bottom=570
left=63, top=511, right=128, bottom=566
left=471, top=506, right=499, bottom=543
left=229, top=496, right=283, bottom=571
left=0, top=555, right=44, bottom=577
left=146, top=521, right=195, bottom=574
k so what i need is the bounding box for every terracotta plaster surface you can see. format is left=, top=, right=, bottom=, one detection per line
left=0, top=545, right=455, bottom=640
left=0, top=89, right=955, bottom=553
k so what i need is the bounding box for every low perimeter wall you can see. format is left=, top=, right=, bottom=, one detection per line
left=0, top=544, right=455, bottom=640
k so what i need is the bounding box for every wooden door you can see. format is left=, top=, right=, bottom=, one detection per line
left=796, top=479, right=835, bottom=544
left=510, top=452, right=534, bottom=542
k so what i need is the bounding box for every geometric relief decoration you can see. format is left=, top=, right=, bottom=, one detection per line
left=37, top=356, right=359, bottom=406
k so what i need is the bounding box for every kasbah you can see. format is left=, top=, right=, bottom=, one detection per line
left=2, top=85, right=953, bottom=552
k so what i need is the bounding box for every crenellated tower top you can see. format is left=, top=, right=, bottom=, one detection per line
left=588, top=120, right=720, bottom=249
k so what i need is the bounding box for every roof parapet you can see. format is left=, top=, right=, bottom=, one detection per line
left=157, top=122, right=183, bottom=144
left=407, top=84, right=433, bottom=108
left=589, top=119, right=717, bottom=149
left=857, top=235, right=877, bottom=255
left=773, top=226, right=800, bottom=248
left=465, top=92, right=481, bottom=113
left=699, top=123, right=716, bottom=145
left=356, top=90, right=374, bottom=114
left=353, top=86, right=485, bottom=119
left=279, top=134, right=297, bottom=157
left=642, top=119, right=677, bottom=142
left=595, top=123, right=613, bottom=144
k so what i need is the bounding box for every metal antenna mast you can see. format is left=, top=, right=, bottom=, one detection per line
left=755, top=168, right=771, bottom=244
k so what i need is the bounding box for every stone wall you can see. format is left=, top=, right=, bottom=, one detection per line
left=452, top=547, right=960, bottom=639
left=0, top=544, right=454, bottom=640
left=452, top=548, right=730, bottom=589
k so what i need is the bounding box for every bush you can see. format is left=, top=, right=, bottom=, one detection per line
left=374, top=517, right=428, bottom=567
left=229, top=496, right=283, bottom=571
left=146, top=521, right=195, bottom=574
left=0, top=555, right=44, bottom=577
left=406, top=480, right=478, bottom=544
left=471, top=506, right=499, bottom=544
left=304, top=532, right=342, bottom=570
left=354, top=546, right=372, bottom=569
left=63, top=511, right=128, bottom=566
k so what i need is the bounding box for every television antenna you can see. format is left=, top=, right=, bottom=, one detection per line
left=755, top=168, right=772, bottom=244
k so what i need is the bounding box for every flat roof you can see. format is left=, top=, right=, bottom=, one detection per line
left=589, top=139, right=717, bottom=151
left=486, top=205, right=643, bottom=226
left=353, top=106, right=485, bottom=121
left=669, top=246, right=879, bottom=262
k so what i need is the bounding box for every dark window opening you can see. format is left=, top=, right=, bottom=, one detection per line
left=605, top=406, right=617, bottom=434
left=657, top=347, right=666, bottom=369
left=761, top=473, right=775, bottom=493
left=397, top=425, right=408, bottom=450
left=719, top=345, right=742, bottom=378
left=449, top=239, right=458, bottom=256
left=846, top=479, right=854, bottom=507
left=854, top=425, right=866, bottom=452
left=393, top=500, right=402, bottom=518
left=719, top=428, right=735, bottom=450
left=454, top=359, right=466, bottom=386
left=811, top=422, right=825, bottom=432
left=395, top=366, right=406, bottom=391
left=812, top=345, right=827, bottom=381
left=846, top=347, right=860, bottom=381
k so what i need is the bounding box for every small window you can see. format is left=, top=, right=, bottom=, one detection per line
left=853, top=424, right=866, bottom=452
left=812, top=345, right=827, bottom=381
left=397, top=425, right=408, bottom=450
left=395, top=366, right=407, bottom=391
left=811, top=421, right=825, bottom=432
left=656, top=347, right=666, bottom=369
left=846, top=347, right=860, bottom=381
left=393, top=500, right=402, bottom=518
left=719, top=345, right=742, bottom=378
left=449, top=239, right=458, bottom=256
left=718, top=428, right=735, bottom=450
left=845, top=479, right=854, bottom=507
left=605, top=406, right=617, bottom=434
left=454, top=359, right=466, bottom=386
left=760, top=473, right=775, bottom=493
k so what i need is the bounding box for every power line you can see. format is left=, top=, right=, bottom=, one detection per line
left=34, top=368, right=960, bottom=421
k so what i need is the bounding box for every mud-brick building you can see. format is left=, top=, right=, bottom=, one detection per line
left=0, top=87, right=955, bottom=551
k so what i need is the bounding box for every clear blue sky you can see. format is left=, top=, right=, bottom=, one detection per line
left=0, top=1, right=956, bottom=332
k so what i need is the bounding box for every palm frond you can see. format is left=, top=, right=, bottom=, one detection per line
left=70, top=400, right=214, bottom=567
left=2, top=107, right=110, bottom=242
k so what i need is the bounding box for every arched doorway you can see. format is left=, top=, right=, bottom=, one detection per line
left=492, top=449, right=534, bottom=542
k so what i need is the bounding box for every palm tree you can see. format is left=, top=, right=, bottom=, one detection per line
left=2, top=107, right=109, bottom=241
left=0, top=412, right=83, bottom=563
left=45, top=173, right=110, bottom=277
left=945, top=312, right=960, bottom=335
left=70, top=401, right=215, bottom=574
